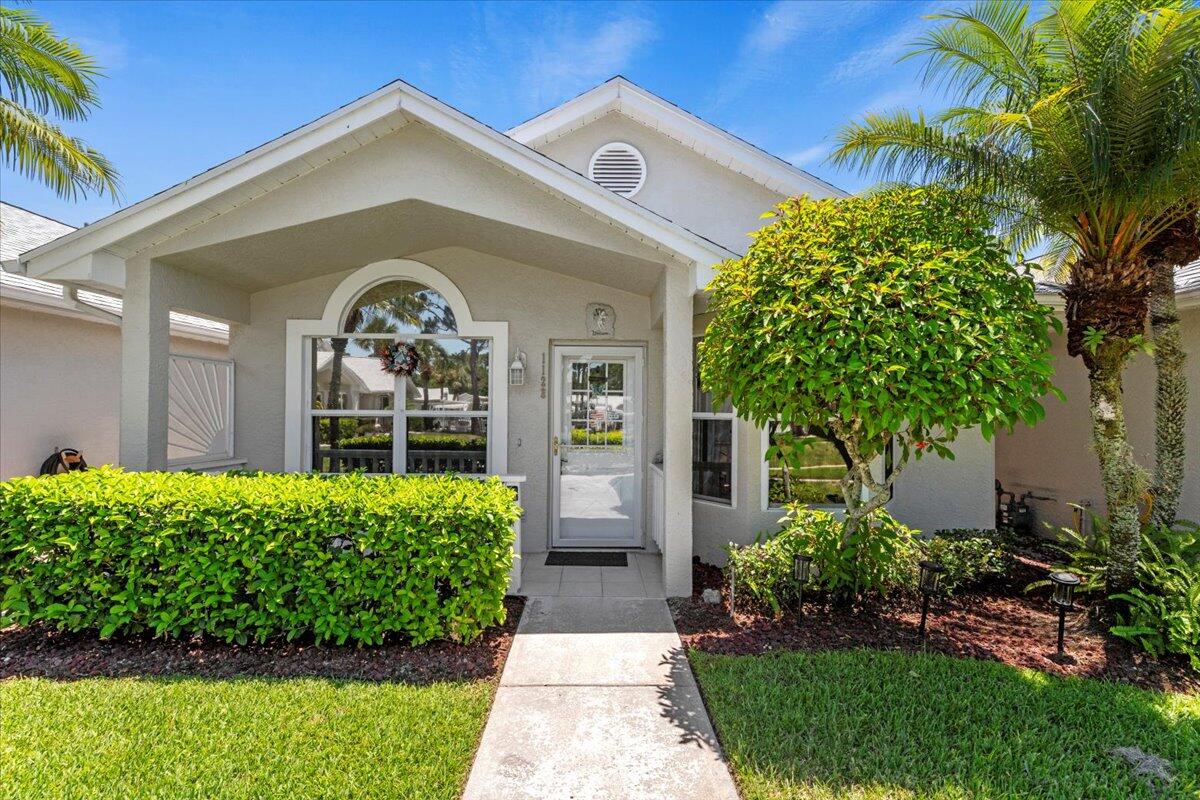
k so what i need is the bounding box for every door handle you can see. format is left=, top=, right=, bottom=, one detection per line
left=552, top=435, right=560, bottom=455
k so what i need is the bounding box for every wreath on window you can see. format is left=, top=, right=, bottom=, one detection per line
left=377, top=342, right=423, bottom=376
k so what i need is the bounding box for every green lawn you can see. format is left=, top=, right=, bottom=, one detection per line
left=691, top=649, right=1200, bottom=800
left=0, top=677, right=493, bottom=800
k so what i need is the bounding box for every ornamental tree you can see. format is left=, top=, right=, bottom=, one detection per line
left=699, top=186, right=1060, bottom=536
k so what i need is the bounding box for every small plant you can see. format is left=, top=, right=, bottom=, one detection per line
left=725, top=507, right=920, bottom=614
left=1110, top=521, right=1200, bottom=669
left=923, top=529, right=1007, bottom=594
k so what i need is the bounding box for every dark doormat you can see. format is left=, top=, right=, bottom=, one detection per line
left=545, top=551, right=628, bottom=567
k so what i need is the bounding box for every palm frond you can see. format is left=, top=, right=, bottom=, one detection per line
left=0, top=98, right=119, bottom=200
left=0, top=6, right=101, bottom=120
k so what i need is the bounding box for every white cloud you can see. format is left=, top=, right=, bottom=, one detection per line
left=524, top=15, right=658, bottom=107
left=786, top=143, right=830, bottom=167
left=709, top=1, right=876, bottom=110
left=828, top=2, right=940, bottom=84
left=447, top=5, right=658, bottom=117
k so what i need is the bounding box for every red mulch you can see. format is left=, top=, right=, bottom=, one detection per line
left=0, top=597, right=524, bottom=684
left=674, top=556, right=1198, bottom=694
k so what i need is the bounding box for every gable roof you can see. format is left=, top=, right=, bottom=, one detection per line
left=508, top=76, right=846, bottom=200
left=0, top=203, right=229, bottom=341
left=17, top=79, right=736, bottom=285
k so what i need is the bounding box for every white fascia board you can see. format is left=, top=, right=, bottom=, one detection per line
left=20, top=84, right=409, bottom=279
left=508, top=77, right=847, bottom=200
left=37, top=250, right=126, bottom=292
left=399, top=89, right=734, bottom=272
left=507, top=82, right=619, bottom=145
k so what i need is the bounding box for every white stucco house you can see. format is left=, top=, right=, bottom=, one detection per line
left=0, top=202, right=230, bottom=479
left=7, top=76, right=1193, bottom=595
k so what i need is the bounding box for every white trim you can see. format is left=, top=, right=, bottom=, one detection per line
left=691, top=336, right=736, bottom=508
left=549, top=344, right=645, bottom=548
left=284, top=258, right=508, bottom=474
left=508, top=77, right=847, bottom=200
left=21, top=80, right=733, bottom=289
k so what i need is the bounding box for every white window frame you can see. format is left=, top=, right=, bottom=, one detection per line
left=284, top=258, right=508, bottom=474
left=692, top=336, right=736, bottom=508
left=305, top=333, right=492, bottom=475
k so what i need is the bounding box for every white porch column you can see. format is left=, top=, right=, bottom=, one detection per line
left=120, top=258, right=170, bottom=470
left=661, top=264, right=693, bottom=596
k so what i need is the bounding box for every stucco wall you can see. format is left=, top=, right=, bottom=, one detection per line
left=536, top=112, right=800, bottom=255
left=0, top=304, right=228, bottom=479
left=996, top=305, right=1200, bottom=531
left=231, top=246, right=660, bottom=553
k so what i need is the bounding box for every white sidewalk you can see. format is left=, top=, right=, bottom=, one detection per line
left=462, top=596, right=740, bottom=800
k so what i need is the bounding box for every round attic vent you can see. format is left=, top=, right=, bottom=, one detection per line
left=588, top=142, right=646, bottom=197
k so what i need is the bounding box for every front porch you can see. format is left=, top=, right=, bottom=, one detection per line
left=518, top=551, right=665, bottom=598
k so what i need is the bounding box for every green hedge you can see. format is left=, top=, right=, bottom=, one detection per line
left=338, top=433, right=486, bottom=451
left=0, top=468, right=520, bottom=646
left=570, top=428, right=624, bottom=447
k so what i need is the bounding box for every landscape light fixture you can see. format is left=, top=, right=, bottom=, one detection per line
left=793, top=553, right=813, bottom=617
left=1048, top=571, right=1080, bottom=656
left=917, top=560, right=946, bottom=641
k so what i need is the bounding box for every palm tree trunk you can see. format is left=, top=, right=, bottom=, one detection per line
left=1145, top=210, right=1198, bottom=528
left=1086, top=342, right=1149, bottom=595
left=1148, top=262, right=1186, bottom=528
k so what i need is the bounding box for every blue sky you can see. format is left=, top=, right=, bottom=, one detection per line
left=2, top=0, right=949, bottom=228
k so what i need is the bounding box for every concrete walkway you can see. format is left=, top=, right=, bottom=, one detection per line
left=463, top=596, right=740, bottom=800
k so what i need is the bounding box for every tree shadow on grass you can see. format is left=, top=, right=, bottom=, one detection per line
left=0, top=597, right=523, bottom=685
left=689, top=648, right=1200, bottom=800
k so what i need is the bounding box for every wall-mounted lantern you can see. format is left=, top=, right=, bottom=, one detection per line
left=509, top=351, right=527, bottom=386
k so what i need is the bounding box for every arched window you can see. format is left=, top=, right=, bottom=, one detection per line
left=309, top=278, right=489, bottom=475
left=342, top=280, right=458, bottom=334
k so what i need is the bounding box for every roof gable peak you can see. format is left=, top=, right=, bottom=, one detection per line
left=507, top=77, right=844, bottom=199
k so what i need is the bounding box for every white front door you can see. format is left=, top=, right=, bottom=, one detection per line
left=550, top=345, right=644, bottom=548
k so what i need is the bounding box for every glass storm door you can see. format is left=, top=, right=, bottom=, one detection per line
left=551, top=346, right=644, bottom=547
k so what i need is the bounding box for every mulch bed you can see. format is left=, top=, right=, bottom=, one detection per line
left=674, top=556, right=1198, bottom=694
left=0, top=596, right=524, bottom=684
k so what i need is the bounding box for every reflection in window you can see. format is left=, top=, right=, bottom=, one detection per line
left=406, top=417, right=487, bottom=475
left=311, top=338, right=394, bottom=410
left=405, top=339, right=490, bottom=413
left=343, top=280, right=457, bottom=334
left=568, top=359, right=627, bottom=448
left=765, top=422, right=852, bottom=507
left=312, top=416, right=393, bottom=473
left=692, top=337, right=734, bottom=504
left=693, top=419, right=733, bottom=503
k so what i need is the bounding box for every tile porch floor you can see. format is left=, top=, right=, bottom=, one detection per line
left=518, top=551, right=664, bottom=598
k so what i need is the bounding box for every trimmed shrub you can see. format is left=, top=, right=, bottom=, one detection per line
left=726, top=507, right=920, bottom=614
left=570, top=428, right=624, bottom=447
left=339, top=433, right=486, bottom=451
left=0, top=467, right=519, bottom=646
left=924, top=528, right=1007, bottom=593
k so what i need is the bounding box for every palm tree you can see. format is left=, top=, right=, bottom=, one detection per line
left=1, top=6, right=119, bottom=199
left=830, top=1, right=1200, bottom=593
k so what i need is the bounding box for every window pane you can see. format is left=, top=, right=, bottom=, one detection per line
left=406, top=417, right=487, bottom=474
left=767, top=421, right=849, bottom=506
left=404, top=339, right=490, bottom=411
left=567, top=359, right=629, bottom=448
left=312, top=338, right=395, bottom=410
left=693, top=418, right=732, bottom=503
left=343, top=280, right=457, bottom=334
left=312, top=416, right=393, bottom=473
left=693, top=338, right=731, bottom=413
